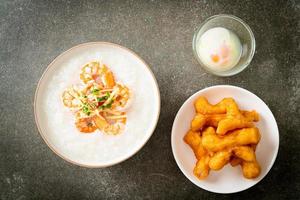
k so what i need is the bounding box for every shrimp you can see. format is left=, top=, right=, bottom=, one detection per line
left=75, top=113, right=97, bottom=133
left=99, top=65, right=115, bottom=88
left=62, top=60, right=131, bottom=135
left=62, top=87, right=82, bottom=108
left=80, top=61, right=115, bottom=88
left=93, top=115, right=124, bottom=135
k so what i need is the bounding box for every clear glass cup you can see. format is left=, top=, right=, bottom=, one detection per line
left=192, top=14, right=255, bottom=76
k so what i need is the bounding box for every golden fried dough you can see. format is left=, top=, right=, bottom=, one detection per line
left=191, top=111, right=259, bottom=131
left=230, top=157, right=243, bottom=167
left=201, top=127, right=260, bottom=152
left=184, top=130, right=201, bottom=151
left=195, top=145, right=207, bottom=160
left=220, top=98, right=240, bottom=116
left=216, top=118, right=254, bottom=135
left=194, top=155, right=211, bottom=179
left=205, top=114, right=226, bottom=127
left=209, top=150, right=232, bottom=170
left=215, top=98, right=258, bottom=135
left=195, top=97, right=226, bottom=114
left=233, top=146, right=256, bottom=162
left=184, top=130, right=206, bottom=159
left=241, top=160, right=261, bottom=179
left=208, top=145, right=258, bottom=171
left=191, top=114, right=207, bottom=131
left=191, top=114, right=225, bottom=131
left=184, top=96, right=261, bottom=180
left=241, top=110, right=259, bottom=122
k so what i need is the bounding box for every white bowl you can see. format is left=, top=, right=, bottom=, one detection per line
left=34, top=42, right=160, bottom=168
left=171, top=85, right=279, bottom=193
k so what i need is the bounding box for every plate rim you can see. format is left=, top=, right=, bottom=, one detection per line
left=171, top=84, right=279, bottom=194
left=34, top=41, right=161, bottom=168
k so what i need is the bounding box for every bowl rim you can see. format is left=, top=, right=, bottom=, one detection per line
left=34, top=41, right=161, bottom=168
left=171, top=85, right=279, bottom=193
left=192, top=14, right=256, bottom=77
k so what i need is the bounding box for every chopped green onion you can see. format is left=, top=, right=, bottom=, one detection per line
left=97, top=96, right=106, bottom=102
left=99, top=99, right=114, bottom=109
left=105, top=102, right=112, bottom=108
left=91, top=88, right=100, bottom=95
left=82, top=104, right=91, bottom=115
left=97, top=92, right=110, bottom=102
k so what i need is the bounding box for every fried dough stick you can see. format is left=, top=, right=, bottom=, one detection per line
left=208, top=146, right=258, bottom=171
left=184, top=130, right=211, bottom=179
left=191, top=111, right=259, bottom=131
left=183, top=130, right=206, bottom=160
left=230, top=146, right=261, bottom=179
left=217, top=98, right=258, bottom=135
left=241, top=160, right=261, bottom=179
left=201, top=127, right=261, bottom=152
left=194, top=155, right=211, bottom=180
left=209, top=149, right=232, bottom=170
left=194, top=97, right=227, bottom=114
left=194, top=97, right=259, bottom=135
left=217, top=118, right=254, bottom=135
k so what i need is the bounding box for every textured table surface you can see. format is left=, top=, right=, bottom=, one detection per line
left=1, top=0, right=299, bottom=199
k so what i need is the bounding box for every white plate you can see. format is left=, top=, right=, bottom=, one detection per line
left=34, top=42, right=160, bottom=167
left=171, top=85, right=279, bottom=193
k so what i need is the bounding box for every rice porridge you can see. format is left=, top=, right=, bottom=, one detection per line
left=35, top=43, right=160, bottom=166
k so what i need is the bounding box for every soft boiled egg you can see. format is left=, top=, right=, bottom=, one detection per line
left=196, top=27, right=242, bottom=71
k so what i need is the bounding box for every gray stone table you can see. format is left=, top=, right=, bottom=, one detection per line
left=1, top=0, right=299, bottom=199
